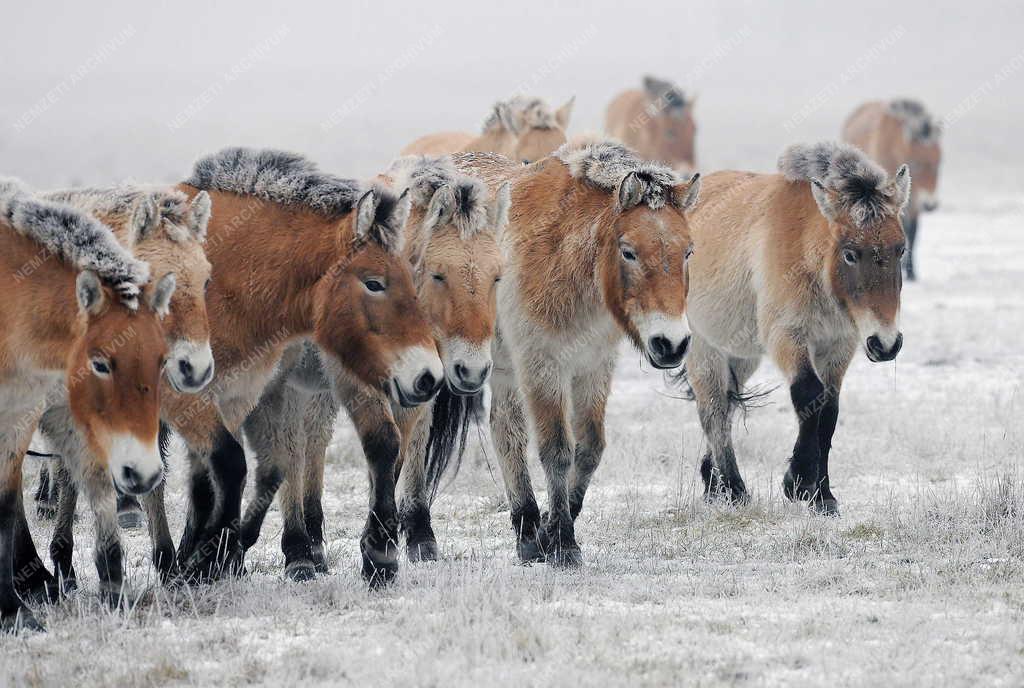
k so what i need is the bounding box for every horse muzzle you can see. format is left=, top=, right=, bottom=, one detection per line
left=865, top=333, right=903, bottom=362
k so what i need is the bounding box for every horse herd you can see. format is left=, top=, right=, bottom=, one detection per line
left=0, top=76, right=942, bottom=632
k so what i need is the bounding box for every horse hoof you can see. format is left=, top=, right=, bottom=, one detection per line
left=783, top=470, right=816, bottom=502
left=516, top=538, right=545, bottom=564
left=284, top=559, right=317, bottom=583
left=117, top=507, right=145, bottom=530
left=57, top=573, right=78, bottom=596
left=36, top=504, right=57, bottom=520
left=310, top=544, right=329, bottom=574
left=21, top=578, right=61, bottom=605
left=546, top=546, right=583, bottom=569
left=407, top=538, right=438, bottom=563
left=1, top=606, right=44, bottom=634
left=362, top=555, right=398, bottom=589
left=811, top=498, right=840, bottom=517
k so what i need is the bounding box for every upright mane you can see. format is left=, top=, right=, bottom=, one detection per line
left=186, top=147, right=363, bottom=219
left=187, top=147, right=406, bottom=252
left=554, top=137, right=684, bottom=209
left=386, top=155, right=490, bottom=237
left=0, top=178, right=150, bottom=288
left=482, top=96, right=558, bottom=133
left=889, top=99, right=940, bottom=143
left=45, top=186, right=209, bottom=244
left=778, top=141, right=898, bottom=227
left=642, top=75, right=688, bottom=116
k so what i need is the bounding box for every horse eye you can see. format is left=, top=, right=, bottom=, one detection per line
left=620, top=247, right=638, bottom=262
left=494, top=275, right=502, bottom=284
left=896, top=246, right=906, bottom=258
left=363, top=278, right=386, bottom=293
left=842, top=248, right=860, bottom=265
left=521, top=159, right=531, bottom=165
left=432, top=273, right=446, bottom=283
left=91, top=358, right=111, bottom=376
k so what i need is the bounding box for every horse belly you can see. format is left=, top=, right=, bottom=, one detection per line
left=687, top=286, right=762, bottom=359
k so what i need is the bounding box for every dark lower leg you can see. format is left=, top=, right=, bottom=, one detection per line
left=176, top=463, right=214, bottom=569
left=813, top=394, right=840, bottom=513
left=1, top=485, right=40, bottom=632
left=49, top=463, right=77, bottom=591
left=537, top=422, right=580, bottom=567
left=189, top=429, right=247, bottom=579
left=13, top=492, right=57, bottom=603
left=358, top=423, right=401, bottom=585
left=142, top=482, right=176, bottom=581
left=239, top=464, right=282, bottom=551
left=784, top=367, right=826, bottom=501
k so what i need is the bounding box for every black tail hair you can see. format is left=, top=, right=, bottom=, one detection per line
left=664, top=365, right=776, bottom=415
left=423, top=386, right=481, bottom=504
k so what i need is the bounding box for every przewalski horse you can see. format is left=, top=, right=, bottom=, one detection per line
left=402, top=96, right=574, bottom=164
left=606, top=76, right=697, bottom=173
left=842, top=99, right=941, bottom=280
left=452, top=138, right=700, bottom=566
left=237, top=155, right=509, bottom=579
left=679, top=141, right=909, bottom=516
left=28, top=186, right=212, bottom=603
left=158, top=148, right=442, bottom=584
left=0, top=180, right=172, bottom=632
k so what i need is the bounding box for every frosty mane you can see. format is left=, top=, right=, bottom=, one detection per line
left=386, top=155, right=491, bottom=237
left=889, top=99, right=940, bottom=143
left=0, top=178, right=149, bottom=289
left=45, top=186, right=209, bottom=244
left=778, top=141, right=899, bottom=227
left=186, top=147, right=363, bottom=220
left=482, top=96, right=558, bottom=133
left=554, top=137, right=684, bottom=209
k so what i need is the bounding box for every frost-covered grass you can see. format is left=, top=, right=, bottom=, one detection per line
left=2, top=206, right=1023, bottom=686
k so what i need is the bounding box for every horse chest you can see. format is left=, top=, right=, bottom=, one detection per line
left=0, top=369, right=61, bottom=433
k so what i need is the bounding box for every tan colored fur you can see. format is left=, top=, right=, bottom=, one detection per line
left=606, top=89, right=697, bottom=172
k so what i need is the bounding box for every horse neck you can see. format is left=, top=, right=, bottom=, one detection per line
left=201, top=194, right=344, bottom=356
left=0, top=229, right=83, bottom=370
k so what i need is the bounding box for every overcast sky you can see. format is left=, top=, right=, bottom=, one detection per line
left=2, top=1, right=1022, bottom=195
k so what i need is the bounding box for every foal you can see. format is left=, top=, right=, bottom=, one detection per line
left=606, top=76, right=697, bottom=172
left=682, top=141, right=909, bottom=514
left=454, top=138, right=700, bottom=566
left=842, top=99, right=941, bottom=280
left=31, top=186, right=212, bottom=601
left=0, top=180, right=170, bottom=632
left=238, top=155, right=509, bottom=578
left=158, top=148, right=442, bottom=583
left=402, top=96, right=574, bottom=164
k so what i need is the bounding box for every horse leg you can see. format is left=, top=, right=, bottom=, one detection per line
left=903, top=212, right=919, bottom=281
left=489, top=340, right=542, bottom=564
left=566, top=354, right=615, bottom=522
left=49, top=460, right=78, bottom=593
left=777, top=343, right=826, bottom=503
left=184, top=429, right=247, bottom=581
left=688, top=336, right=749, bottom=503
left=138, top=422, right=176, bottom=583
left=1, top=438, right=42, bottom=632
left=175, top=449, right=215, bottom=574
left=34, top=462, right=57, bottom=519
left=808, top=343, right=855, bottom=516
left=302, top=392, right=336, bottom=573
left=80, top=466, right=128, bottom=607
left=396, top=404, right=436, bottom=562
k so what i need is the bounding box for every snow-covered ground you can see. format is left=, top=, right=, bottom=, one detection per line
left=2, top=201, right=1023, bottom=686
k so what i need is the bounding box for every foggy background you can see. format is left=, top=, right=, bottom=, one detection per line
left=2, top=1, right=1022, bottom=204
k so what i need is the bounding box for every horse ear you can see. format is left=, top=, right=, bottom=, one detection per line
left=353, top=189, right=379, bottom=240
left=76, top=270, right=105, bottom=316
left=148, top=272, right=176, bottom=318
left=617, top=171, right=645, bottom=211
left=389, top=188, right=412, bottom=236
left=495, top=102, right=519, bottom=135
left=188, top=190, right=211, bottom=242
left=555, top=96, right=575, bottom=130
left=131, top=195, right=160, bottom=241
left=423, top=184, right=455, bottom=235
left=672, top=173, right=701, bottom=211
left=489, top=181, right=512, bottom=235
left=891, top=164, right=912, bottom=210
left=809, top=178, right=838, bottom=220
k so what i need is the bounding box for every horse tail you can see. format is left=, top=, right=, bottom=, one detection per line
left=423, top=387, right=480, bottom=504
left=664, top=365, right=775, bottom=415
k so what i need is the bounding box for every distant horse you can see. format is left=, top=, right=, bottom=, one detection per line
left=680, top=141, right=909, bottom=515
left=402, top=96, right=574, bottom=164
left=155, top=148, right=441, bottom=585
left=0, top=180, right=172, bottom=632
left=842, top=99, right=940, bottom=280
left=237, top=155, right=509, bottom=579
left=453, top=138, right=700, bottom=566
left=606, top=76, right=697, bottom=173
left=29, top=186, right=212, bottom=602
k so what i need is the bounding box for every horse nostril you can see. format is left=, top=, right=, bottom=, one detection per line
left=649, top=336, right=671, bottom=358
left=414, top=370, right=438, bottom=396
left=178, top=358, right=193, bottom=380
left=454, top=362, right=469, bottom=382
left=121, top=465, right=141, bottom=490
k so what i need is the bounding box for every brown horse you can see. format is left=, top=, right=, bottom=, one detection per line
left=680, top=141, right=909, bottom=515
left=606, top=76, right=697, bottom=172
left=26, top=186, right=212, bottom=603
left=842, top=99, right=941, bottom=280
left=0, top=180, right=172, bottom=632
left=154, top=148, right=441, bottom=585
left=236, top=154, right=509, bottom=579
left=450, top=138, right=700, bottom=566
left=402, top=96, right=574, bottom=164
